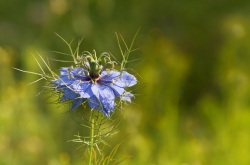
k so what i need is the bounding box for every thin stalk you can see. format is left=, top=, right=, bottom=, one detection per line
left=88, top=111, right=95, bottom=165
left=54, top=33, right=77, bottom=64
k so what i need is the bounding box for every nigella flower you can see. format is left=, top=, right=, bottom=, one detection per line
left=52, top=53, right=137, bottom=116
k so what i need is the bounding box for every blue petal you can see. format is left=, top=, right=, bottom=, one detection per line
left=88, top=96, right=114, bottom=116
left=70, top=67, right=85, bottom=75
left=60, top=76, right=74, bottom=85
left=59, top=67, right=69, bottom=75
left=71, top=68, right=90, bottom=81
left=60, top=88, right=79, bottom=101
left=100, top=71, right=137, bottom=88
left=70, top=98, right=83, bottom=112
left=78, top=82, right=92, bottom=98
left=90, top=84, right=100, bottom=99
left=100, top=70, right=120, bottom=80
left=71, top=81, right=92, bottom=98
left=59, top=67, right=90, bottom=82
left=117, top=71, right=137, bottom=87
left=88, top=95, right=104, bottom=113
left=87, top=84, right=115, bottom=116
left=52, top=76, right=73, bottom=87
left=60, top=67, right=85, bottom=76
left=109, top=84, right=124, bottom=97
left=121, top=92, right=134, bottom=102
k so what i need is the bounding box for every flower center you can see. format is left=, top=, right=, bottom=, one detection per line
left=89, top=71, right=100, bottom=83
left=88, top=58, right=102, bottom=83
left=83, top=51, right=116, bottom=84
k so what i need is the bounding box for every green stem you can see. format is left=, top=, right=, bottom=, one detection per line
left=88, top=111, right=95, bottom=165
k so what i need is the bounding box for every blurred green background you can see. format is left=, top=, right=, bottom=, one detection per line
left=1, top=0, right=250, bottom=164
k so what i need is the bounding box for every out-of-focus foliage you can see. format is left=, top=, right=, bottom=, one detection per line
left=1, top=0, right=250, bottom=164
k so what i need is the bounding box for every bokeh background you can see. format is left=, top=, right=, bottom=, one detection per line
left=1, top=0, right=250, bottom=164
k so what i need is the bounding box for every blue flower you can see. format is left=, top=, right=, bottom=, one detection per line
left=53, top=67, right=137, bottom=116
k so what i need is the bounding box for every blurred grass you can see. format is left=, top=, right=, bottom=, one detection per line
left=1, top=0, right=250, bottom=164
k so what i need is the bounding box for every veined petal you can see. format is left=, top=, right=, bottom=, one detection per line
left=52, top=74, right=74, bottom=87
left=99, top=70, right=137, bottom=88
left=87, top=85, right=104, bottom=112
left=109, top=84, right=125, bottom=97
left=88, top=96, right=114, bottom=116
left=88, top=95, right=101, bottom=111
left=70, top=67, right=85, bottom=75
left=72, top=68, right=90, bottom=81
left=88, top=84, right=115, bottom=116
left=121, top=92, right=134, bottom=102
left=90, top=84, right=100, bottom=99
left=59, top=67, right=90, bottom=81
left=74, top=75, right=90, bottom=81
left=100, top=70, right=121, bottom=80
left=117, top=71, right=137, bottom=87
left=77, top=82, right=92, bottom=98
left=70, top=98, right=83, bottom=112
left=60, top=67, right=85, bottom=76
left=58, top=76, right=74, bottom=85
left=59, top=67, right=70, bottom=75
left=60, top=88, right=79, bottom=101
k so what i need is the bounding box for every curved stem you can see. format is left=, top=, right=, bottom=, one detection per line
left=88, top=111, right=95, bottom=165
